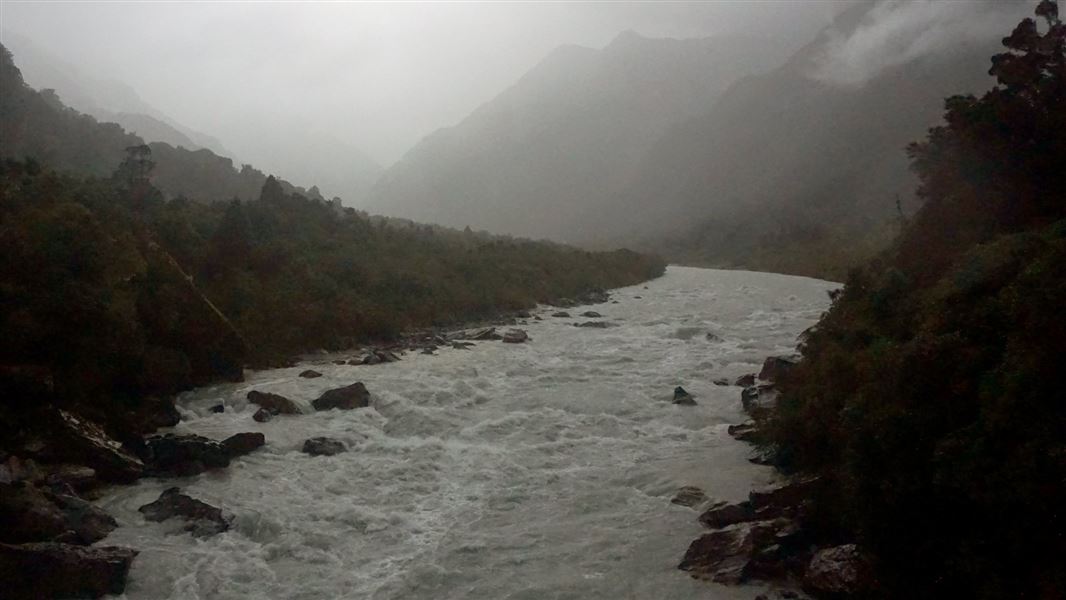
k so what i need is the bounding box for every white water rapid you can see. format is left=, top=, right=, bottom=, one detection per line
left=98, top=266, right=837, bottom=599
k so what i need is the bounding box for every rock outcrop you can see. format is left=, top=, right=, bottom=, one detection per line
left=144, top=434, right=229, bottom=477
left=0, top=542, right=138, bottom=599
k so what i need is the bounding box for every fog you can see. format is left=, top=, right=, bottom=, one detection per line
left=1, top=1, right=839, bottom=170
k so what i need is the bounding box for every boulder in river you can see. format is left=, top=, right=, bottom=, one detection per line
left=299, top=369, right=323, bottom=379
left=673, top=386, right=697, bottom=406
left=0, top=542, right=137, bottom=599
left=699, top=501, right=755, bottom=529
left=138, top=487, right=231, bottom=537
left=713, top=378, right=730, bottom=386
left=209, top=404, right=225, bottom=414
left=253, top=408, right=273, bottom=423
left=581, top=311, right=603, bottom=318
left=302, top=437, right=347, bottom=456
left=144, top=434, right=229, bottom=477
left=574, top=321, right=612, bottom=328
left=455, top=327, right=502, bottom=341
left=220, top=432, right=265, bottom=459
left=451, top=341, right=475, bottom=350
left=502, top=329, right=529, bottom=344
left=551, top=311, right=571, bottom=318
left=246, top=390, right=301, bottom=415
left=727, top=422, right=760, bottom=443
left=312, top=382, right=370, bottom=411
left=671, top=486, right=708, bottom=508
left=804, top=544, right=875, bottom=596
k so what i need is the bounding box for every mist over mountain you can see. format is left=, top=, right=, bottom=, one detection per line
left=365, top=31, right=793, bottom=241
left=1, top=31, right=381, bottom=205
left=614, top=1, right=1032, bottom=277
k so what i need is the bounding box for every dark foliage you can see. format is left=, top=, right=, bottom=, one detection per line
left=765, top=4, right=1066, bottom=596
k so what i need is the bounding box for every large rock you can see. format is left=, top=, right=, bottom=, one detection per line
left=127, top=396, right=181, bottom=433
left=502, top=329, right=529, bottom=344
left=551, top=311, right=571, bottom=318
left=52, top=411, right=144, bottom=483
left=302, top=437, right=346, bottom=456
left=253, top=408, right=273, bottom=423
left=246, top=390, right=301, bottom=415
left=758, top=356, right=798, bottom=382
left=673, top=386, right=697, bottom=406
left=0, top=542, right=137, bottom=599
left=581, top=311, right=603, bottom=318
left=0, top=482, right=68, bottom=543
left=699, top=501, right=755, bottom=529
left=298, top=369, right=323, bottom=379
left=0, top=482, right=117, bottom=545
left=671, top=486, right=707, bottom=508
left=727, top=422, right=760, bottom=443
left=678, top=523, right=757, bottom=584
left=804, top=544, right=875, bottom=595
left=138, top=487, right=230, bottom=537
left=454, top=327, right=502, bottom=341
left=220, top=432, right=265, bottom=459
left=144, top=434, right=229, bottom=477
left=312, top=383, right=370, bottom=411
left=734, top=374, right=756, bottom=387
left=574, top=321, right=613, bottom=328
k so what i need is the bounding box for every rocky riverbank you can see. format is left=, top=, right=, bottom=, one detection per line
left=676, top=356, right=876, bottom=598
left=1, top=289, right=615, bottom=598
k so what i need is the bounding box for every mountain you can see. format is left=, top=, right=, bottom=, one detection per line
left=365, top=31, right=793, bottom=241
left=0, top=43, right=322, bottom=203
left=617, top=1, right=1033, bottom=278
left=1, top=31, right=233, bottom=157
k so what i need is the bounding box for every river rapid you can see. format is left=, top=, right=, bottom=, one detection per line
left=98, top=266, right=837, bottom=600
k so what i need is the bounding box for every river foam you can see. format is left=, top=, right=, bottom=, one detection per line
left=98, top=266, right=836, bottom=599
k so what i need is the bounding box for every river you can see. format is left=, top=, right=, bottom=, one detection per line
left=98, top=266, right=837, bottom=599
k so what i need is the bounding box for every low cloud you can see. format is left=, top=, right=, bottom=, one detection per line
left=812, top=0, right=1031, bottom=86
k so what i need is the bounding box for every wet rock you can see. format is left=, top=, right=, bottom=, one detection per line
left=333, top=360, right=347, bottom=365
left=673, top=386, right=697, bottom=406
left=678, top=523, right=757, bottom=584
left=0, top=482, right=68, bottom=543
left=574, top=321, right=612, bottom=328
left=728, top=422, right=760, bottom=443
left=581, top=311, right=603, bottom=318
left=252, top=408, right=274, bottom=423
left=451, top=341, right=475, bottom=350
left=302, top=437, right=346, bottom=456
left=144, top=434, right=229, bottom=477
left=43, top=464, right=98, bottom=493
left=705, top=332, right=723, bottom=342
left=759, top=356, right=798, bottom=382
left=220, top=432, right=265, bottom=459
left=138, top=487, right=230, bottom=537
left=49, top=492, right=118, bottom=545
left=551, top=311, right=571, bottom=318
left=209, top=403, right=225, bottom=414
left=748, top=476, right=821, bottom=519
left=580, top=289, right=610, bottom=304
left=51, top=410, right=144, bottom=483
left=671, top=486, right=707, bottom=508
left=312, top=382, right=370, bottom=411
left=0, top=542, right=137, bottom=599
left=0, top=482, right=117, bottom=545
left=699, top=501, right=755, bottom=529
left=713, top=378, right=730, bottom=386
left=299, top=369, right=323, bottom=379
left=375, top=350, right=401, bottom=363
left=456, top=327, right=502, bottom=341
left=128, top=396, right=182, bottom=433
left=247, top=390, right=302, bottom=415
left=502, top=329, right=529, bottom=344
left=742, top=386, right=778, bottom=415
left=804, top=544, right=875, bottom=595
left=735, top=374, right=756, bottom=387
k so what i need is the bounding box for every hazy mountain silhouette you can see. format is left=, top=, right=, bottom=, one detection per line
left=366, top=31, right=793, bottom=241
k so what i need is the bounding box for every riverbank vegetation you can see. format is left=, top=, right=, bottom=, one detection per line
left=764, top=3, right=1065, bottom=596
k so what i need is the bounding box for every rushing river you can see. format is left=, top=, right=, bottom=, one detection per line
left=98, top=266, right=837, bottom=600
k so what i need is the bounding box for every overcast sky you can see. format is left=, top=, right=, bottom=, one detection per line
left=1, top=1, right=843, bottom=167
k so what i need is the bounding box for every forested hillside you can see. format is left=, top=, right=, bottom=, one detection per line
left=0, top=44, right=323, bottom=204
left=0, top=41, right=664, bottom=457
left=621, top=2, right=1029, bottom=279
left=764, top=3, right=1065, bottom=595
